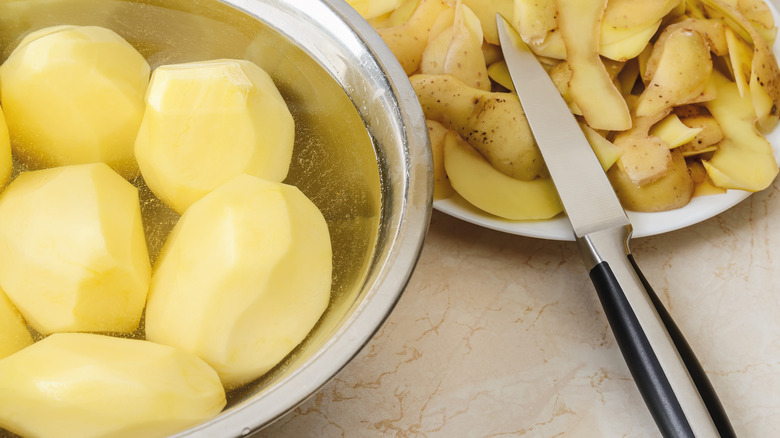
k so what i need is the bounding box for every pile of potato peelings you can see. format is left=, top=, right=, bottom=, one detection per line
left=350, top=0, right=780, bottom=218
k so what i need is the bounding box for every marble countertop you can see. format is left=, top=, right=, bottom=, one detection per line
left=258, top=178, right=780, bottom=437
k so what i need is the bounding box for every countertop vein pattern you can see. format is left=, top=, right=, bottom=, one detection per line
left=257, top=180, right=780, bottom=437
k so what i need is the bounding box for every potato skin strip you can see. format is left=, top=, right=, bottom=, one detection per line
left=694, top=0, right=780, bottom=131
left=555, top=0, right=631, bottom=131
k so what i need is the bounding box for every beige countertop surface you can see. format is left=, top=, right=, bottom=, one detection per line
left=258, top=178, right=780, bottom=437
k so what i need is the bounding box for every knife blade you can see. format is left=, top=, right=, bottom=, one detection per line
left=496, top=15, right=734, bottom=438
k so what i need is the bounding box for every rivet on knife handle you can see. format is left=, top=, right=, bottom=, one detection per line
left=496, top=14, right=734, bottom=437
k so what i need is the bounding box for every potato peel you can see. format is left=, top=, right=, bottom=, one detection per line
left=703, top=71, right=779, bottom=190
left=636, top=27, right=713, bottom=116
left=556, top=0, right=632, bottom=131
left=420, top=2, right=489, bottom=90
left=694, top=0, right=780, bottom=130
left=351, top=0, right=780, bottom=214
left=377, top=0, right=451, bottom=75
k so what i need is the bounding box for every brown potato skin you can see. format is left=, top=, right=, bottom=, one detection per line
left=679, top=115, right=724, bottom=154
left=608, top=149, right=694, bottom=212
left=410, top=74, right=547, bottom=181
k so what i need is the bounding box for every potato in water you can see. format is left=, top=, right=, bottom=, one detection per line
left=0, top=25, right=149, bottom=179
left=0, top=20, right=329, bottom=438
left=0, top=289, right=33, bottom=360
left=145, top=174, right=332, bottom=389
left=134, top=59, right=295, bottom=214
left=0, top=333, right=226, bottom=438
left=0, top=105, right=11, bottom=190
left=0, top=163, right=151, bottom=335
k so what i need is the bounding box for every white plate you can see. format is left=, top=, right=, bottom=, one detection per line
left=434, top=6, right=780, bottom=241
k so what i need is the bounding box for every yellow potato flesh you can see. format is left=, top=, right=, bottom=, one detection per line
left=486, top=59, right=514, bottom=91
left=599, top=19, right=661, bottom=61
left=703, top=72, right=779, bottom=191
left=693, top=0, right=780, bottom=130
left=581, top=124, right=623, bottom=170
left=0, top=333, right=225, bottom=438
left=725, top=26, right=754, bottom=97
left=599, top=0, right=681, bottom=61
left=528, top=31, right=568, bottom=59
left=0, top=25, right=149, bottom=179
left=135, top=59, right=294, bottom=214
left=482, top=42, right=504, bottom=66
left=0, top=289, right=32, bottom=360
left=346, top=0, right=402, bottom=19
left=374, top=0, right=419, bottom=28
left=556, top=0, right=632, bottom=130
left=462, top=0, right=513, bottom=45
left=678, top=114, right=724, bottom=155
left=443, top=131, right=562, bottom=220
left=617, top=58, right=640, bottom=95
left=145, top=174, right=332, bottom=389
left=693, top=176, right=728, bottom=196
left=427, top=120, right=455, bottom=199
left=650, top=113, right=704, bottom=148
left=0, top=163, right=151, bottom=335
left=0, top=105, right=11, bottom=190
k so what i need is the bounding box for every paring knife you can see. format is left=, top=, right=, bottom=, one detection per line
left=496, top=15, right=735, bottom=438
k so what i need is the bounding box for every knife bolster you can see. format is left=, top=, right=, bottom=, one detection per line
left=576, top=225, right=632, bottom=271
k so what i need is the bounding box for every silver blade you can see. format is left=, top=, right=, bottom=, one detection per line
left=495, top=15, right=629, bottom=238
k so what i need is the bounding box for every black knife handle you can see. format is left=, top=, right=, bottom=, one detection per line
left=590, top=261, right=694, bottom=437
left=578, top=226, right=731, bottom=438
left=627, top=255, right=736, bottom=438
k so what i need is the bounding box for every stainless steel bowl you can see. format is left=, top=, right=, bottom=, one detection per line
left=0, top=0, right=431, bottom=436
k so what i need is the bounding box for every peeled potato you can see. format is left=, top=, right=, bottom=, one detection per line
left=145, top=174, right=332, bottom=389
left=135, top=59, right=295, bottom=214
left=0, top=163, right=151, bottom=335
left=0, top=289, right=32, bottom=360
left=0, top=105, right=11, bottom=190
left=0, top=333, right=225, bottom=438
left=0, top=25, right=149, bottom=179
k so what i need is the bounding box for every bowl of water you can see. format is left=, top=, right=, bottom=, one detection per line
left=0, top=0, right=431, bottom=436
